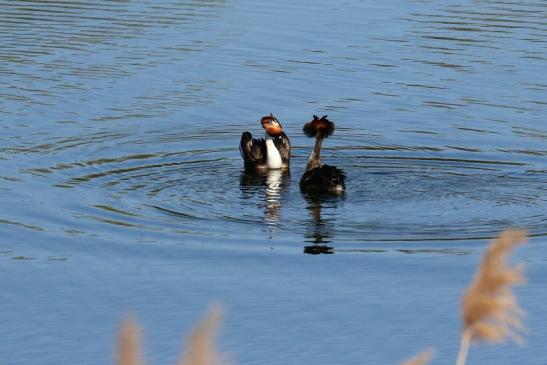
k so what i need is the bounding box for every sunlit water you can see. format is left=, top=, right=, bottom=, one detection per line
left=1, top=1, right=547, bottom=365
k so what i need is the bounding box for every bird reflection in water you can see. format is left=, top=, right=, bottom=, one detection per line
left=302, top=192, right=344, bottom=254
left=239, top=169, right=290, bottom=233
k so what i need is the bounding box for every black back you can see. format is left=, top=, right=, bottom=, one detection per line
left=300, top=164, right=346, bottom=194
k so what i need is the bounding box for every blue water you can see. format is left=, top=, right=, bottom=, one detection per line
left=1, top=1, right=546, bottom=364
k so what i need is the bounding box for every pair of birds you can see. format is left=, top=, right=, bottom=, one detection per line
left=239, top=114, right=346, bottom=194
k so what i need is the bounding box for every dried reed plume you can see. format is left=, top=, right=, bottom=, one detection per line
left=116, top=307, right=222, bottom=365
left=178, top=306, right=222, bottom=365
left=118, top=316, right=143, bottom=365
left=455, top=230, right=527, bottom=365
left=401, top=348, right=434, bottom=365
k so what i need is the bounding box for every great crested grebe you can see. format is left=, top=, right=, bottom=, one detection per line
left=239, top=114, right=291, bottom=170
left=300, top=115, right=345, bottom=194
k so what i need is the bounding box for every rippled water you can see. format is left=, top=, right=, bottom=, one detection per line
left=1, top=1, right=547, bottom=364
left=2, top=0, right=546, bottom=251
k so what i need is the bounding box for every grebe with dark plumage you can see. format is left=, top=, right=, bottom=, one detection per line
left=240, top=114, right=291, bottom=170
left=300, top=115, right=345, bottom=194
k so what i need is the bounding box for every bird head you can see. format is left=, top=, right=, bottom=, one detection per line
left=261, top=114, right=284, bottom=137
left=303, top=115, right=335, bottom=138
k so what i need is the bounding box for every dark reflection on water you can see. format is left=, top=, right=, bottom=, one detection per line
left=302, top=193, right=344, bottom=255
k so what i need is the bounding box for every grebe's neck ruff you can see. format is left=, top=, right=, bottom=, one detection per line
left=265, top=133, right=283, bottom=169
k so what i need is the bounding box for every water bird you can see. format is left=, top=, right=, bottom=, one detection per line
left=300, top=115, right=345, bottom=194
left=239, top=114, right=291, bottom=170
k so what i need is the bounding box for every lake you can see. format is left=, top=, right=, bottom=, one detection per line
left=1, top=1, right=546, bottom=364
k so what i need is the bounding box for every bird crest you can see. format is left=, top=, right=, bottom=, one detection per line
left=303, top=115, right=335, bottom=138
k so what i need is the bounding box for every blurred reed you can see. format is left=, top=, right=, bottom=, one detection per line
left=401, top=348, right=434, bottom=365
left=117, top=306, right=222, bottom=365
left=178, top=306, right=222, bottom=365
left=118, top=315, right=143, bottom=365
left=456, top=230, right=527, bottom=365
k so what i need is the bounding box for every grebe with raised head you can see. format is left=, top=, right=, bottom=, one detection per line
left=300, top=115, right=345, bottom=194
left=240, top=114, right=291, bottom=170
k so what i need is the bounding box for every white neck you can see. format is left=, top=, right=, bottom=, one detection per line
left=265, top=134, right=283, bottom=169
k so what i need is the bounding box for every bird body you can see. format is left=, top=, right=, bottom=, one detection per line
left=300, top=164, right=345, bottom=193
left=300, top=115, right=345, bottom=194
left=240, top=115, right=290, bottom=170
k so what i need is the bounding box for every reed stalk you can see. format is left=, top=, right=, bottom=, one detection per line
left=455, top=329, right=471, bottom=365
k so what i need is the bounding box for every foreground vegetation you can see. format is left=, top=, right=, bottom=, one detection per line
left=117, top=230, right=527, bottom=365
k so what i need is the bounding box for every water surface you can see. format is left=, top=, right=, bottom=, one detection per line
left=1, top=1, right=546, bottom=364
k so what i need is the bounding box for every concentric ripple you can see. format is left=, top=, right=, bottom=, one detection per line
left=19, top=123, right=546, bottom=249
